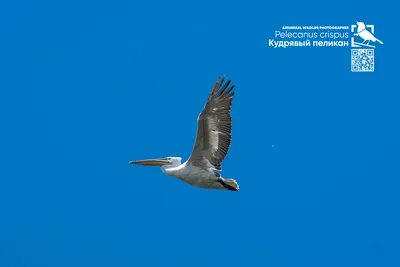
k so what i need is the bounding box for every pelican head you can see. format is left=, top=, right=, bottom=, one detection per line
left=129, top=157, right=182, bottom=167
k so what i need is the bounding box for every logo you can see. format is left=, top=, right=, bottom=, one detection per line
left=267, top=22, right=384, bottom=72
left=351, top=22, right=384, bottom=48
left=350, top=22, right=383, bottom=72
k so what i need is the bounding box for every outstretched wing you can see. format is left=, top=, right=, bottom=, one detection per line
left=187, top=76, right=235, bottom=170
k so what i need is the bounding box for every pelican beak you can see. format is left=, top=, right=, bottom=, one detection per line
left=129, top=158, right=170, bottom=166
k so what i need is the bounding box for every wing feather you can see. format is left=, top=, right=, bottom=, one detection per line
left=188, top=76, right=235, bottom=170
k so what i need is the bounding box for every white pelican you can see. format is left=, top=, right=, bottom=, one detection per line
left=129, top=76, right=239, bottom=191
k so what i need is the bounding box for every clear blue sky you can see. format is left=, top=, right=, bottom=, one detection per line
left=0, top=0, right=398, bottom=266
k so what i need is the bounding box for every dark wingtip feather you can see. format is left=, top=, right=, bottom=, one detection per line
left=225, top=85, right=235, bottom=95
left=218, top=80, right=231, bottom=95
left=212, top=76, right=225, bottom=93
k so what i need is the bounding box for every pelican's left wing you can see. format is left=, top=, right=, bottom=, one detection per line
left=187, top=76, right=235, bottom=170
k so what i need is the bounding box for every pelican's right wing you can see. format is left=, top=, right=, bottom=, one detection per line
left=187, top=76, right=235, bottom=170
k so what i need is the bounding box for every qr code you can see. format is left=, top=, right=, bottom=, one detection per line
left=351, top=49, right=374, bottom=72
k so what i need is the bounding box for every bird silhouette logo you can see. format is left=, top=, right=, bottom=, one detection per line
left=352, top=21, right=383, bottom=48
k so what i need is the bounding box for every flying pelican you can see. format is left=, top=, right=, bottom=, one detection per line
left=129, top=76, right=239, bottom=191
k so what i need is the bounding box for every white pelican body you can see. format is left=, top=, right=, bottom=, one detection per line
left=161, top=160, right=234, bottom=190
left=130, top=77, right=239, bottom=191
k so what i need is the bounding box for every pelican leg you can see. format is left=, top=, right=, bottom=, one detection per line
left=217, top=178, right=239, bottom=191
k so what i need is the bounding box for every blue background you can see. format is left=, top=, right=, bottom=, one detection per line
left=1, top=0, right=397, bottom=266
